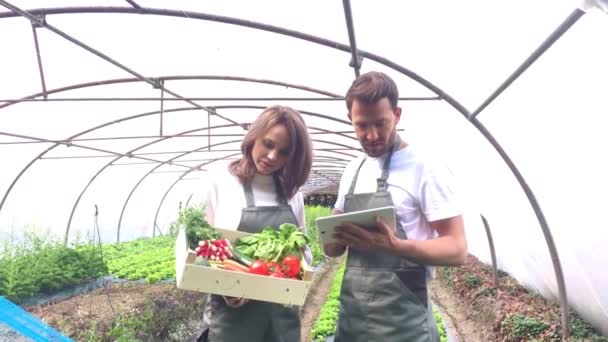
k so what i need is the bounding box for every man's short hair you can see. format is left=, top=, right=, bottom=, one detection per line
left=345, top=71, right=399, bottom=111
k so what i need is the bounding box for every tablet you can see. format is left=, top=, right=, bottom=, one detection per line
left=315, top=206, right=396, bottom=246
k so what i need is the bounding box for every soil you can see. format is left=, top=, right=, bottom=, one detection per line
left=431, top=279, right=494, bottom=342
left=432, top=254, right=607, bottom=342
left=27, top=282, right=208, bottom=341
left=300, top=256, right=345, bottom=342
left=24, top=259, right=342, bottom=342
left=21, top=254, right=606, bottom=342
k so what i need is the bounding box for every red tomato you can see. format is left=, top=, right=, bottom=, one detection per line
left=270, top=271, right=286, bottom=278
left=248, top=260, right=269, bottom=275
left=266, top=262, right=281, bottom=273
left=281, top=255, right=301, bottom=277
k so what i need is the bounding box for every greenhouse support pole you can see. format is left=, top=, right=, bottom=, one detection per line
left=471, top=8, right=585, bottom=119
left=342, top=0, right=362, bottom=77
left=0, top=0, right=243, bottom=128
left=471, top=118, right=570, bottom=339
left=469, top=8, right=587, bottom=339
left=153, top=153, right=242, bottom=232
left=480, top=214, right=498, bottom=286
left=116, top=139, right=241, bottom=236
left=30, top=20, right=47, bottom=99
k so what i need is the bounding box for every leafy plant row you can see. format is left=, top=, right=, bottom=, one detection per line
left=0, top=205, right=329, bottom=303
left=0, top=234, right=107, bottom=303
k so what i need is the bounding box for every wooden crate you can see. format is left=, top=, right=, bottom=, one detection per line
left=175, top=227, right=313, bottom=306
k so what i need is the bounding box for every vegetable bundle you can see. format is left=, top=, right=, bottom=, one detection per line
left=187, top=223, right=309, bottom=280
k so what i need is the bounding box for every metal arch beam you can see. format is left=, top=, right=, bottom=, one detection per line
left=0, top=130, right=194, bottom=164
left=481, top=214, right=498, bottom=287
left=65, top=123, right=237, bottom=242
left=470, top=117, right=570, bottom=336
left=206, top=105, right=352, bottom=126
left=30, top=22, right=47, bottom=99
left=0, top=96, right=440, bottom=103
left=0, top=106, right=201, bottom=215
left=150, top=150, right=356, bottom=235
left=0, top=84, right=348, bottom=216
left=342, top=0, right=362, bottom=77
left=471, top=8, right=585, bottom=119
left=110, top=155, right=350, bottom=166
left=0, top=1, right=244, bottom=127
left=117, top=139, right=241, bottom=240
left=0, top=6, right=570, bottom=336
left=0, top=75, right=340, bottom=110
left=0, top=6, right=465, bottom=115
left=152, top=152, right=242, bottom=231
left=115, top=125, right=354, bottom=241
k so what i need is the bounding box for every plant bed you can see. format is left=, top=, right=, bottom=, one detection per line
left=437, top=254, right=608, bottom=342
left=28, top=282, right=208, bottom=341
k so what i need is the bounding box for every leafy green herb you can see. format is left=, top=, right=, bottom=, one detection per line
left=175, top=206, right=220, bottom=250
left=233, top=223, right=309, bottom=262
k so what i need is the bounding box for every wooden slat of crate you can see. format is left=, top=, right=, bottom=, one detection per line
left=176, top=227, right=313, bottom=306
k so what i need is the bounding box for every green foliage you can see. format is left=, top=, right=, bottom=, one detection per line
left=441, top=266, right=454, bottom=287
left=497, top=268, right=509, bottom=278
left=234, top=223, right=309, bottom=262
left=464, top=274, right=482, bottom=289
left=103, top=236, right=175, bottom=283
left=502, top=314, right=548, bottom=339
left=175, top=205, right=219, bottom=250
left=311, top=262, right=346, bottom=341
left=433, top=305, right=448, bottom=342
left=305, top=205, right=331, bottom=266
left=0, top=233, right=107, bottom=303
left=479, top=287, right=497, bottom=297
left=569, top=313, right=608, bottom=341
left=104, top=290, right=206, bottom=342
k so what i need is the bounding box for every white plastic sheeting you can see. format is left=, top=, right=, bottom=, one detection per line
left=0, top=0, right=607, bottom=335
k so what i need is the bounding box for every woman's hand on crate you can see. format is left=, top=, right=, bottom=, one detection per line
left=223, top=296, right=249, bottom=308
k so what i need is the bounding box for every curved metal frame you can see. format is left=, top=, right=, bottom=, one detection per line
left=481, top=214, right=498, bottom=287
left=0, top=75, right=340, bottom=110
left=152, top=152, right=241, bottom=230
left=68, top=120, right=357, bottom=242
left=0, top=77, right=347, bottom=216
left=115, top=126, right=358, bottom=241
left=0, top=4, right=579, bottom=336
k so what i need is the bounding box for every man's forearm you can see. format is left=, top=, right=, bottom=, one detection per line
left=391, top=235, right=466, bottom=266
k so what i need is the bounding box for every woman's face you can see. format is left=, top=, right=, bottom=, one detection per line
left=251, top=124, right=291, bottom=175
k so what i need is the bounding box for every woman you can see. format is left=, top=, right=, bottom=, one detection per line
left=199, top=105, right=313, bottom=342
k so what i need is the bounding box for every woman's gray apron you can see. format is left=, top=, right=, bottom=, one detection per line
left=334, top=139, right=439, bottom=342
left=200, top=176, right=301, bottom=342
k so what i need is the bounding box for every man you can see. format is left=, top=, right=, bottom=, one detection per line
left=326, top=71, right=467, bottom=342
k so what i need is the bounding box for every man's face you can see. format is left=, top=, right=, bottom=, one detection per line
left=349, top=98, right=401, bottom=157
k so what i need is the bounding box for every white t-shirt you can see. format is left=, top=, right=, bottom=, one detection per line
left=334, top=144, right=462, bottom=242
left=204, top=163, right=306, bottom=231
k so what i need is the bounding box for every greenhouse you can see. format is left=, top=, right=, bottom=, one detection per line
left=1, top=0, right=607, bottom=341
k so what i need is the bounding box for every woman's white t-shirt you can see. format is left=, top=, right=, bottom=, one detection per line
left=204, top=163, right=306, bottom=231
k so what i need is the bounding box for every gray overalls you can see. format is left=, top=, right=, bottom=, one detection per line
left=201, top=176, right=301, bottom=342
left=334, top=139, right=440, bottom=342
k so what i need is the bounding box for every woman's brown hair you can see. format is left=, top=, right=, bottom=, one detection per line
left=229, top=105, right=312, bottom=199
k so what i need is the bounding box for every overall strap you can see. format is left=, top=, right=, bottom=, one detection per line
left=273, top=174, right=289, bottom=205
left=376, top=134, right=401, bottom=192
left=347, top=158, right=367, bottom=195
left=243, top=182, right=256, bottom=208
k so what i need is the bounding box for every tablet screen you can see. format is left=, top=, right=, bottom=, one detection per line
left=315, top=206, right=396, bottom=248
